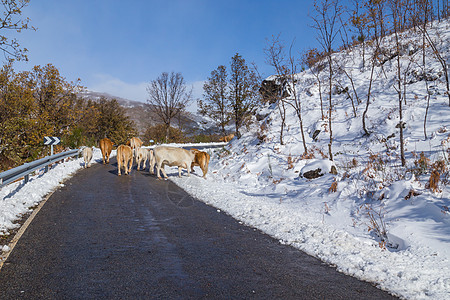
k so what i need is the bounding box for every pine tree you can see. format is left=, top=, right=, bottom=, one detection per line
left=198, top=65, right=230, bottom=136
left=229, top=53, right=259, bottom=139
left=95, top=97, right=136, bottom=145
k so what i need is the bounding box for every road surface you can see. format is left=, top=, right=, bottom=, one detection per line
left=0, top=158, right=397, bottom=299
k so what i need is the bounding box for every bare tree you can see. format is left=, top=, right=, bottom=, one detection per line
left=0, top=0, right=35, bottom=61
left=265, top=35, right=308, bottom=153
left=303, top=48, right=326, bottom=120
left=416, top=0, right=433, bottom=138
left=146, top=72, right=192, bottom=142
left=362, top=0, right=386, bottom=136
left=335, top=64, right=358, bottom=117
left=264, top=34, right=289, bottom=145
left=349, top=0, right=370, bottom=69
left=311, top=0, right=342, bottom=161
left=287, top=41, right=308, bottom=155
left=422, top=26, right=450, bottom=107
left=389, top=0, right=408, bottom=166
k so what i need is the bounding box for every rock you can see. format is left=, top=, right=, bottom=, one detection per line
left=300, top=159, right=338, bottom=179
left=312, top=129, right=321, bottom=141
left=302, top=168, right=323, bottom=179
left=330, top=165, right=337, bottom=175
left=259, top=76, right=290, bottom=104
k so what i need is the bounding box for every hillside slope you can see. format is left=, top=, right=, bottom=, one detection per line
left=171, top=20, right=450, bottom=299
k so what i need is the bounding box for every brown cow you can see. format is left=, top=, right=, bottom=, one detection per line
left=190, top=149, right=210, bottom=178
left=117, top=145, right=133, bottom=176
left=99, top=138, right=113, bottom=164
left=219, top=133, right=235, bottom=142
left=128, top=137, right=143, bottom=149
left=127, top=137, right=144, bottom=163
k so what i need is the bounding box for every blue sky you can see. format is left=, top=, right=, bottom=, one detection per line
left=13, top=0, right=320, bottom=106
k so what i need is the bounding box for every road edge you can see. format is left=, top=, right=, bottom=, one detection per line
left=0, top=190, right=55, bottom=271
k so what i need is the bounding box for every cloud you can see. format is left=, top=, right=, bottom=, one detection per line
left=88, top=74, right=148, bottom=103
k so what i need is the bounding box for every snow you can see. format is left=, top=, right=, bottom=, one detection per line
left=2, top=20, right=450, bottom=300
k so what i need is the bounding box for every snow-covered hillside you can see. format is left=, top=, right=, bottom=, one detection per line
left=172, top=21, right=450, bottom=299
left=1, top=20, right=450, bottom=300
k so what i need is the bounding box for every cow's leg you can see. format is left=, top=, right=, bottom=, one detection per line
left=178, top=167, right=182, bottom=177
left=182, top=162, right=190, bottom=177
left=156, top=163, right=162, bottom=179
left=149, top=151, right=155, bottom=174
left=160, top=163, right=168, bottom=179
left=128, top=156, right=133, bottom=174
left=118, top=158, right=122, bottom=176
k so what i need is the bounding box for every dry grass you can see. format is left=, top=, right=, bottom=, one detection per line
left=329, top=180, right=338, bottom=193
left=427, top=169, right=441, bottom=193
left=362, top=204, right=388, bottom=249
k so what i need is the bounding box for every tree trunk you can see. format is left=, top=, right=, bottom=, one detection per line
left=363, top=63, right=375, bottom=136
left=278, top=100, right=286, bottom=145
left=328, top=57, right=333, bottom=161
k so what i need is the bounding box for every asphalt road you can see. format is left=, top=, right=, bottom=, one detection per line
left=0, top=158, right=397, bottom=299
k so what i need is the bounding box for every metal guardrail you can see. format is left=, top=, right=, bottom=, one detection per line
left=0, top=149, right=80, bottom=188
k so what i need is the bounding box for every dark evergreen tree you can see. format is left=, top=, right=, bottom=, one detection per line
left=198, top=65, right=230, bottom=136
left=95, top=97, right=137, bottom=145
left=229, top=53, right=260, bottom=138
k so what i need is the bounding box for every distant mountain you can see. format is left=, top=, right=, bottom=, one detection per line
left=79, top=90, right=146, bottom=108
left=79, top=90, right=220, bottom=137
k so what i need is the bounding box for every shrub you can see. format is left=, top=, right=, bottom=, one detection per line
left=413, top=151, right=431, bottom=175
left=427, top=170, right=440, bottom=193
left=287, top=155, right=296, bottom=170
left=362, top=204, right=388, bottom=249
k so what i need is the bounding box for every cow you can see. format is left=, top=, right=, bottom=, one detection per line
left=81, top=146, right=93, bottom=168
left=136, top=148, right=152, bottom=171
left=116, top=145, right=133, bottom=176
left=190, top=148, right=210, bottom=178
left=127, top=137, right=144, bottom=164
left=152, top=146, right=195, bottom=179
left=219, top=133, right=235, bottom=142
left=127, top=137, right=143, bottom=150
left=99, top=138, right=114, bottom=164
left=148, top=150, right=155, bottom=174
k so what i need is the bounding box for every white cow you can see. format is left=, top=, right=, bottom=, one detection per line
left=152, top=146, right=195, bottom=179
left=136, top=148, right=152, bottom=171
left=81, top=146, right=93, bottom=168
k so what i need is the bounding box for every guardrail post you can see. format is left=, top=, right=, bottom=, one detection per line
left=45, top=165, right=49, bottom=173
left=25, top=174, right=29, bottom=184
